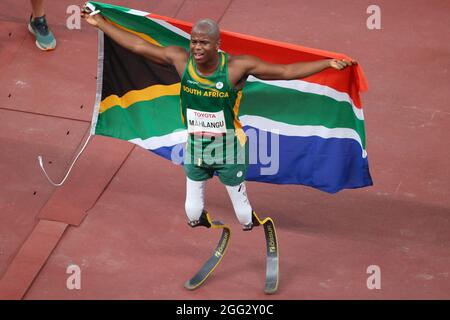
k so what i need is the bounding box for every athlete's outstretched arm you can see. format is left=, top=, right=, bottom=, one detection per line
left=237, top=55, right=356, bottom=81
left=82, top=10, right=188, bottom=71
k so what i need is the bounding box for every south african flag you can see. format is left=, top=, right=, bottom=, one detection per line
left=88, top=1, right=373, bottom=193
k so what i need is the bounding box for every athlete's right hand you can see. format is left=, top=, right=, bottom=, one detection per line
left=81, top=3, right=105, bottom=27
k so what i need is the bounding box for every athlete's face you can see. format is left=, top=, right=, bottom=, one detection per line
left=190, top=30, right=219, bottom=65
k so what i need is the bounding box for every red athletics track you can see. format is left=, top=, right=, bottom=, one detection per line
left=0, top=0, right=449, bottom=299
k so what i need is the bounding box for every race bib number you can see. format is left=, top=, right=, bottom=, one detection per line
left=186, top=108, right=227, bottom=134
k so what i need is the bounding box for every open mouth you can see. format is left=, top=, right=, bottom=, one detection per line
left=193, top=52, right=204, bottom=60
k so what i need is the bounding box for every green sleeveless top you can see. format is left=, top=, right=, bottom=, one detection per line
left=180, top=52, right=246, bottom=166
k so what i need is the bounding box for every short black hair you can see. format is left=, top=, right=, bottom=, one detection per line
left=192, top=19, right=220, bottom=41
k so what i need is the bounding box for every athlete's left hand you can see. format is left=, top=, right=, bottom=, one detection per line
left=329, top=59, right=357, bottom=70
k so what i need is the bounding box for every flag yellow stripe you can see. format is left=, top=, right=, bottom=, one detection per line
left=100, top=83, right=181, bottom=113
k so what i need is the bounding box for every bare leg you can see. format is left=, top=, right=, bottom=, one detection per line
left=30, top=0, right=45, bottom=18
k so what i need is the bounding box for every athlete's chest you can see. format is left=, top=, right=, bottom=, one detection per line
left=181, top=71, right=231, bottom=101
left=182, top=62, right=232, bottom=100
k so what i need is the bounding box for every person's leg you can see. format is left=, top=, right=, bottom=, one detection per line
left=225, top=182, right=253, bottom=227
left=216, top=146, right=252, bottom=228
left=184, top=179, right=231, bottom=291
left=29, top=0, right=56, bottom=50
left=183, top=155, right=215, bottom=223
left=185, top=177, right=206, bottom=223
left=30, top=0, right=45, bottom=18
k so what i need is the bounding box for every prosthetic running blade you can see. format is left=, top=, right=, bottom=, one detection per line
left=185, top=212, right=231, bottom=290
left=252, top=211, right=279, bottom=294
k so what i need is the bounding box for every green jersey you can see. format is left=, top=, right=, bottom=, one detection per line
left=180, top=52, right=246, bottom=166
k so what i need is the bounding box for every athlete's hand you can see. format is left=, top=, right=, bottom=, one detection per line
left=81, top=3, right=105, bottom=27
left=329, top=59, right=357, bottom=70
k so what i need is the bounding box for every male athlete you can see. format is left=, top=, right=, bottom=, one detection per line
left=82, top=6, right=354, bottom=292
